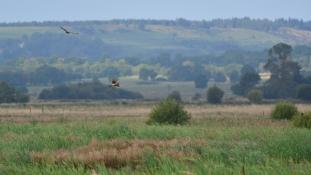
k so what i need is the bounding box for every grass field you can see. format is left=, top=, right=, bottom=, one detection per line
left=0, top=103, right=311, bottom=174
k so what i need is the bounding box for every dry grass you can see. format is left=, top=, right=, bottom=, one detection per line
left=30, top=138, right=206, bottom=169
left=1, top=103, right=311, bottom=123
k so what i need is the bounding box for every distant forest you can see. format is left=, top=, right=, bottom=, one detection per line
left=1, top=18, right=311, bottom=31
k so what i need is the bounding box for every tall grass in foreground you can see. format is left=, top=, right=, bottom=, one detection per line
left=0, top=116, right=311, bottom=174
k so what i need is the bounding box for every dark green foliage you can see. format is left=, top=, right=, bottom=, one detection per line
left=103, top=67, right=121, bottom=80
left=139, top=68, right=157, bottom=81
left=0, top=71, right=28, bottom=86
left=147, top=99, right=191, bottom=125
left=30, top=65, right=80, bottom=85
left=263, top=43, right=303, bottom=99
left=0, top=81, right=29, bottom=103
left=207, top=86, right=224, bottom=104
left=296, top=84, right=311, bottom=101
left=167, top=91, right=182, bottom=102
left=194, top=74, right=208, bottom=89
left=38, top=80, right=143, bottom=100
left=229, top=70, right=240, bottom=83
left=168, top=63, right=209, bottom=82
left=247, top=89, right=263, bottom=104
left=293, top=112, right=311, bottom=129
left=241, top=64, right=256, bottom=75
left=168, top=64, right=195, bottom=81
left=271, top=101, right=298, bottom=120
left=231, top=72, right=260, bottom=96
left=0, top=66, right=80, bottom=86
left=213, top=72, right=226, bottom=82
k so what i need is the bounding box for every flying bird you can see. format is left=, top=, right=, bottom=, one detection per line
left=111, top=79, right=120, bottom=88
left=60, top=26, right=79, bottom=35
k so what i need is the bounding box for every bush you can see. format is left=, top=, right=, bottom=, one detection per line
left=271, top=101, right=298, bottom=120
left=293, top=113, right=311, bottom=129
left=207, top=86, right=224, bottom=104
left=147, top=99, right=191, bottom=125
left=296, top=84, right=311, bottom=101
left=167, top=91, right=182, bottom=102
left=247, top=89, right=263, bottom=104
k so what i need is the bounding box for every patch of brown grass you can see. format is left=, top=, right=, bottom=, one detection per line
left=30, top=138, right=206, bottom=169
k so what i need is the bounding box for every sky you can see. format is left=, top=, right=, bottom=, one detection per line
left=0, top=0, right=310, bottom=22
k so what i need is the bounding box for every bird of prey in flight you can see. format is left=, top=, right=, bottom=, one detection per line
left=60, top=26, right=79, bottom=35
left=110, top=79, right=120, bottom=88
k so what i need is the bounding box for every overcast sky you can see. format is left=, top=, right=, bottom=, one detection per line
left=1, top=0, right=310, bottom=22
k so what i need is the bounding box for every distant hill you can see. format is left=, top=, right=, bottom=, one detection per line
left=0, top=18, right=310, bottom=59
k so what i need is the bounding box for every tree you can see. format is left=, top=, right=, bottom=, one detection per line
left=296, top=84, right=311, bottom=101
left=103, top=67, right=120, bottom=80
left=207, top=86, right=224, bottom=104
left=0, top=81, right=29, bottom=103
left=30, top=65, right=80, bottom=85
left=213, top=72, right=226, bottom=82
left=194, top=74, right=208, bottom=89
left=263, top=43, right=303, bottom=98
left=241, top=64, right=256, bottom=75
left=231, top=72, right=260, bottom=96
left=139, top=68, right=157, bottom=81
left=229, top=70, right=240, bottom=83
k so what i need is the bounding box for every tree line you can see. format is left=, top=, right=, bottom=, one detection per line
left=0, top=18, right=310, bottom=31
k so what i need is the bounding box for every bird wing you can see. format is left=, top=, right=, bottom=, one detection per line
left=60, top=26, right=70, bottom=33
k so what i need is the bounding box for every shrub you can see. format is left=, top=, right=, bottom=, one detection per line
left=293, top=113, right=311, bottom=129
left=147, top=99, right=191, bottom=125
left=207, top=86, right=224, bottom=104
left=271, top=101, right=298, bottom=120
left=296, top=84, right=311, bottom=101
left=247, top=89, right=263, bottom=104
left=167, top=91, right=182, bottom=102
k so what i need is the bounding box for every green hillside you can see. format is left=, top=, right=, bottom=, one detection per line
left=0, top=19, right=310, bottom=57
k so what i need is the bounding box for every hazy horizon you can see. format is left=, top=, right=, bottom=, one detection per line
left=1, top=0, right=310, bottom=23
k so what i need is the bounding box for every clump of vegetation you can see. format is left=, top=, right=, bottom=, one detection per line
left=147, top=99, right=191, bottom=125
left=271, top=101, right=298, bottom=120
left=293, top=112, right=311, bottom=129
left=247, top=89, right=263, bottom=104
left=167, top=91, right=182, bottom=102
left=0, top=81, right=29, bottom=103
left=207, top=86, right=224, bottom=104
